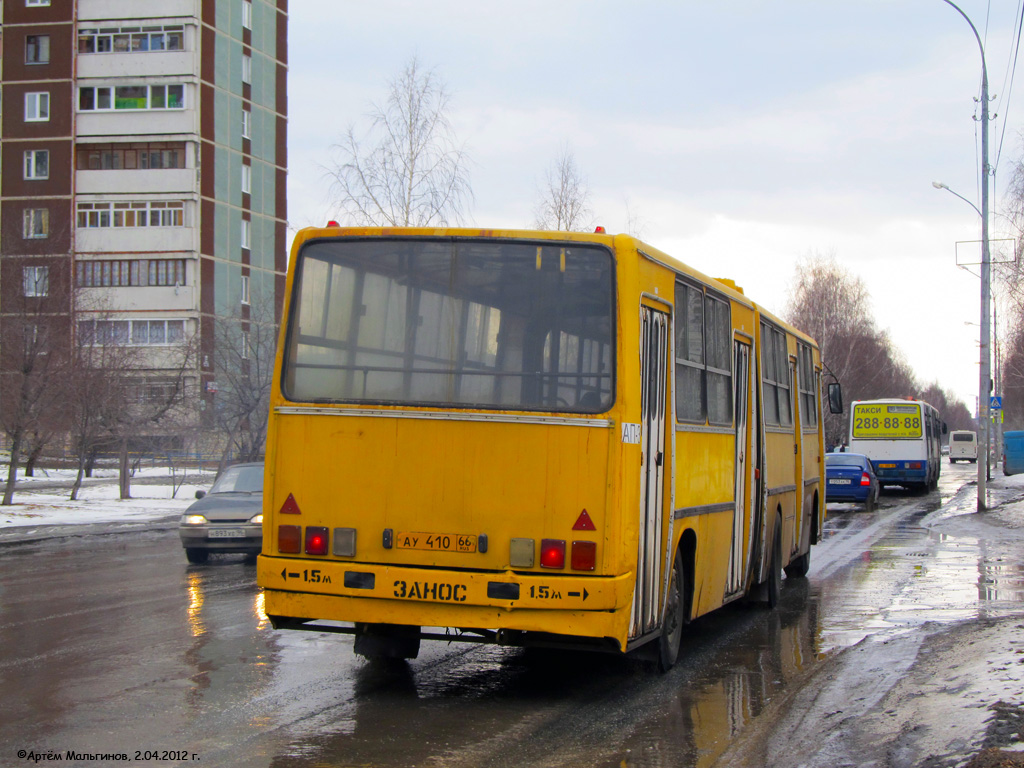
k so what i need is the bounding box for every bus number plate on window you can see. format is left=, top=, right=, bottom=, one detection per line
left=396, top=532, right=477, bottom=553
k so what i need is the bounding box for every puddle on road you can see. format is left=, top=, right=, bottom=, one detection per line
left=262, top=475, right=1024, bottom=768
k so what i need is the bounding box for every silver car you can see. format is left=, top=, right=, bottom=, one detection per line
left=179, top=462, right=264, bottom=563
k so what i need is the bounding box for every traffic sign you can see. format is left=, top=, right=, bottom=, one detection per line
left=991, top=396, right=1003, bottom=410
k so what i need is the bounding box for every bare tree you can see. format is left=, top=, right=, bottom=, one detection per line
left=327, top=57, right=472, bottom=227
left=785, top=252, right=925, bottom=447
left=210, top=287, right=278, bottom=473
left=534, top=145, right=592, bottom=231
left=1, top=264, right=71, bottom=506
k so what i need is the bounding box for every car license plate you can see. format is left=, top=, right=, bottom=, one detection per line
left=828, top=478, right=852, bottom=485
left=208, top=528, right=246, bottom=539
left=396, top=532, right=477, bottom=553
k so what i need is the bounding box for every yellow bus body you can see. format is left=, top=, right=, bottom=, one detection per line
left=257, top=227, right=825, bottom=659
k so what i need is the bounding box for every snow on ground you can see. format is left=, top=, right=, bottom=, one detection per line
left=0, top=462, right=217, bottom=528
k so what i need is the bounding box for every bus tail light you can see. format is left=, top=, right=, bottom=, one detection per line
left=540, top=539, right=565, bottom=569
left=279, top=525, right=301, bottom=553
left=571, top=541, right=596, bottom=571
left=861, top=472, right=872, bottom=486
left=305, top=526, right=329, bottom=555
left=909, top=462, right=922, bottom=469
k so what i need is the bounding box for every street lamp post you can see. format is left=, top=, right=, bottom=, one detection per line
left=936, top=0, right=992, bottom=511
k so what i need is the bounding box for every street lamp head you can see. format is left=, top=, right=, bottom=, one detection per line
left=932, top=181, right=949, bottom=190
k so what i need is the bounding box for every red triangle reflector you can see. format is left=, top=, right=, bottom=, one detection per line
left=572, top=509, right=596, bottom=531
left=280, top=493, right=301, bottom=515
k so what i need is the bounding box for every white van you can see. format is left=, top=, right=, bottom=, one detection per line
left=948, top=430, right=978, bottom=463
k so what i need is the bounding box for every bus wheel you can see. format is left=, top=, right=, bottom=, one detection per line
left=658, top=551, right=686, bottom=672
left=353, top=622, right=421, bottom=660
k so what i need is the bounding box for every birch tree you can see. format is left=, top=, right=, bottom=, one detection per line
left=328, top=57, right=472, bottom=227
left=534, top=145, right=592, bottom=232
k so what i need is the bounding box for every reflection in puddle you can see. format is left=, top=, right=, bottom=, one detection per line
left=187, top=571, right=206, bottom=637
left=262, top=493, right=1024, bottom=768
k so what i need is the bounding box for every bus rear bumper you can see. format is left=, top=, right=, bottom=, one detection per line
left=258, top=555, right=634, bottom=646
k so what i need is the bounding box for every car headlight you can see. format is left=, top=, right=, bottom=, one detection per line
left=249, top=514, right=263, bottom=524
left=182, top=514, right=207, bottom=525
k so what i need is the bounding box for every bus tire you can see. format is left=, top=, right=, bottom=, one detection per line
left=658, top=551, right=686, bottom=672
left=353, top=622, right=421, bottom=660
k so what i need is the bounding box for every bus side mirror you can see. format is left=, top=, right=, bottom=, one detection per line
left=827, top=382, right=843, bottom=415
left=942, top=423, right=948, bottom=435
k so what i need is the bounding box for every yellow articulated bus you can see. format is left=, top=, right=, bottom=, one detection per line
left=257, top=227, right=836, bottom=670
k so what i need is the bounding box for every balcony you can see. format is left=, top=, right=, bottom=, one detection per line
left=76, top=226, right=197, bottom=256
left=77, top=0, right=200, bottom=21
left=78, top=284, right=197, bottom=313
left=77, top=169, right=196, bottom=196
left=76, top=109, right=198, bottom=140
left=77, top=51, right=197, bottom=80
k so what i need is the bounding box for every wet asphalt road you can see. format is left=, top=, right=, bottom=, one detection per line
left=2, top=463, right=1021, bottom=768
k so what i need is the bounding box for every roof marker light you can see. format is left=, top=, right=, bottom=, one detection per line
left=594, top=226, right=606, bottom=233
left=327, top=220, right=340, bottom=227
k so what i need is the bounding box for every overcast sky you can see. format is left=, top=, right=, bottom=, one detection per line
left=286, top=1, right=1024, bottom=411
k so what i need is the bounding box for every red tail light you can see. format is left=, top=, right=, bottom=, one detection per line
left=861, top=472, right=871, bottom=486
left=305, top=526, right=329, bottom=555
left=571, top=541, right=596, bottom=571
left=278, top=525, right=301, bottom=553
left=539, top=539, right=565, bottom=569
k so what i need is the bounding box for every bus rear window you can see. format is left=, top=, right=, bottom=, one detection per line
left=282, top=238, right=615, bottom=412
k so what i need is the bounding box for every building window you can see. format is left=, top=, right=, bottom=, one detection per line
left=241, top=331, right=251, bottom=360
left=76, top=258, right=186, bottom=288
left=24, top=150, right=49, bottom=180
left=242, top=108, right=251, bottom=139
left=240, top=275, right=250, bottom=305
left=23, top=208, right=49, bottom=238
left=79, top=84, right=185, bottom=111
left=242, top=0, right=252, bottom=29
left=23, top=266, right=49, bottom=297
left=76, top=142, right=187, bottom=170
left=78, top=318, right=186, bottom=346
left=242, top=54, right=252, bottom=84
left=25, top=92, right=50, bottom=121
left=241, top=219, right=251, bottom=250
left=26, top=35, right=50, bottom=63
left=26, top=0, right=51, bottom=6
left=241, top=163, right=251, bottom=194
left=78, top=25, right=184, bottom=53
left=77, top=201, right=185, bottom=228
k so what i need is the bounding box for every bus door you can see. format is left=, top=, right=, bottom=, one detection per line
left=727, top=340, right=752, bottom=596
left=631, top=305, right=669, bottom=638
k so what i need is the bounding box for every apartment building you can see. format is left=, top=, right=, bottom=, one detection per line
left=0, top=0, right=288, bottom=452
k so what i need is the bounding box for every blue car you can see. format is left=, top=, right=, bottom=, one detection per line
left=825, top=452, right=880, bottom=510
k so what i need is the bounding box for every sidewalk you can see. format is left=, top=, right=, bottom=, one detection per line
left=0, top=465, right=216, bottom=546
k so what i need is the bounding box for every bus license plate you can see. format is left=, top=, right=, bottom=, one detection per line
left=396, top=532, right=477, bottom=553
left=829, top=479, right=851, bottom=485
left=209, top=528, right=246, bottom=539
